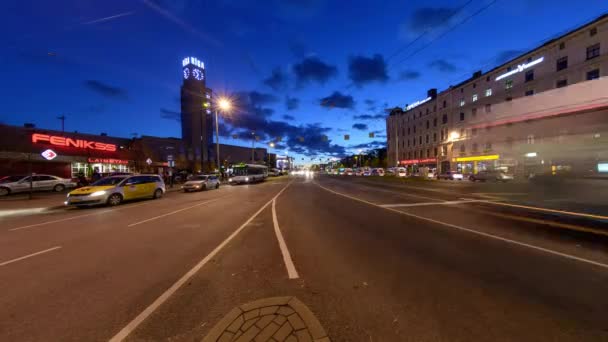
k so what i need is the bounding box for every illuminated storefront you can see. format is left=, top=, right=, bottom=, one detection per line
left=452, top=154, right=500, bottom=174
left=399, top=158, right=437, bottom=173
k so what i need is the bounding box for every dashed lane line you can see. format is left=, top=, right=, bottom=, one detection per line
left=127, top=198, right=222, bottom=227
left=272, top=198, right=299, bottom=279
left=0, top=246, right=62, bottom=267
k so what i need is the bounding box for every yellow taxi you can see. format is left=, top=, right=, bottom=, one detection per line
left=66, top=174, right=165, bottom=207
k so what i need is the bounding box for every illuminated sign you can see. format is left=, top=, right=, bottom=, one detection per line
left=87, top=158, right=128, bottom=165
left=495, top=57, right=544, bottom=81
left=182, top=56, right=205, bottom=69
left=41, top=149, right=57, bottom=160
left=453, top=154, right=499, bottom=162
left=405, top=96, right=432, bottom=111
left=598, top=163, right=608, bottom=173
left=400, top=158, right=437, bottom=165
left=32, top=134, right=117, bottom=152
left=525, top=152, right=537, bottom=157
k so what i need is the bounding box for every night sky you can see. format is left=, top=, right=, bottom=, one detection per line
left=2, top=0, right=607, bottom=163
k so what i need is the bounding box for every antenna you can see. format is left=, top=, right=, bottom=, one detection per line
left=57, top=115, right=66, bottom=132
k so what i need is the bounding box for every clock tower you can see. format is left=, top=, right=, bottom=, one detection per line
left=180, top=57, right=213, bottom=171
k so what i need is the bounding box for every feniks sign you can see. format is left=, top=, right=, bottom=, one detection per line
left=32, top=133, right=117, bottom=152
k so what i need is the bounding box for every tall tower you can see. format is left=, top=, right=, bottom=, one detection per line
left=180, top=57, right=212, bottom=170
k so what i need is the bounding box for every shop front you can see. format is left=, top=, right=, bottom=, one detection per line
left=452, top=154, right=503, bottom=174
left=399, top=158, right=438, bottom=175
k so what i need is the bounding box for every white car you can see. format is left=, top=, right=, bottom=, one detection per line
left=0, top=174, right=76, bottom=196
left=397, top=167, right=407, bottom=177
left=182, top=175, right=220, bottom=192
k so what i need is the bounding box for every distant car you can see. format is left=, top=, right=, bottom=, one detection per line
left=437, top=171, right=464, bottom=180
left=386, top=168, right=396, bottom=176
left=0, top=174, right=77, bottom=196
left=375, top=168, right=385, bottom=176
left=66, top=174, right=165, bottom=207
left=397, top=167, right=407, bottom=177
left=182, top=175, right=220, bottom=192
left=363, top=169, right=372, bottom=176
left=469, top=170, right=514, bottom=182
left=345, top=168, right=354, bottom=176
left=355, top=169, right=364, bottom=176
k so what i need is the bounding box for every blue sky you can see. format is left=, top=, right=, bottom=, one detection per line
left=1, top=0, right=607, bottom=162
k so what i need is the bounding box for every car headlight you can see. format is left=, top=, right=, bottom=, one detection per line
left=194, top=185, right=200, bottom=188
left=245, top=177, right=249, bottom=181
left=90, top=190, right=107, bottom=197
left=229, top=178, right=233, bottom=182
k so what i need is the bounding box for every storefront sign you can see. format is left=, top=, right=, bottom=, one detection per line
left=41, top=149, right=57, bottom=160
left=400, top=158, right=437, bottom=165
left=405, top=96, right=432, bottom=111
left=598, top=163, right=608, bottom=173
left=32, top=133, right=117, bottom=152
left=87, top=157, right=129, bottom=165
left=495, top=57, right=544, bottom=81
left=453, top=154, right=499, bottom=162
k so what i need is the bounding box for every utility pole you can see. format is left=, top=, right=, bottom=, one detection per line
left=251, top=131, right=255, bottom=162
left=215, top=110, right=220, bottom=173
left=58, top=115, right=66, bottom=132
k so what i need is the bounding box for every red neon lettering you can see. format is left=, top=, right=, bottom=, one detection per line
left=50, top=136, right=66, bottom=146
left=82, top=141, right=94, bottom=149
left=105, top=144, right=116, bottom=152
left=66, top=138, right=79, bottom=147
left=32, top=133, right=50, bottom=143
left=33, top=134, right=118, bottom=151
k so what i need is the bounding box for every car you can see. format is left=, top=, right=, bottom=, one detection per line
left=66, top=174, right=165, bottom=207
left=437, top=171, right=464, bottom=180
left=355, top=169, right=364, bottom=176
left=386, top=168, right=396, bottom=176
left=363, top=169, right=372, bottom=176
left=345, top=168, right=354, bottom=176
left=182, top=175, right=220, bottom=192
left=469, top=170, right=514, bottom=182
left=375, top=168, right=385, bottom=176
left=0, top=174, right=77, bottom=196
left=397, top=167, right=407, bottom=177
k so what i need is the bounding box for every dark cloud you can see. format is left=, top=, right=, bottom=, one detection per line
left=352, top=123, right=368, bottom=131
left=84, top=80, right=128, bottom=100
left=286, top=96, right=299, bottom=110
left=319, top=91, right=355, bottom=109
left=494, top=49, right=526, bottom=64
left=428, top=59, right=457, bottom=73
left=399, top=70, right=421, bottom=80
left=283, top=114, right=296, bottom=121
left=350, top=140, right=385, bottom=149
left=160, top=108, right=180, bottom=121
left=248, top=91, right=279, bottom=105
left=263, top=68, right=288, bottom=91
left=353, top=113, right=385, bottom=120
left=408, top=7, right=456, bottom=33
left=293, top=56, right=338, bottom=86
left=348, top=54, right=389, bottom=86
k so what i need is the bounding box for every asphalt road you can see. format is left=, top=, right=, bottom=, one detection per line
left=1, top=175, right=607, bottom=341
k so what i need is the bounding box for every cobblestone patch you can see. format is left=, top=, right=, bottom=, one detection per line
left=203, top=297, right=329, bottom=342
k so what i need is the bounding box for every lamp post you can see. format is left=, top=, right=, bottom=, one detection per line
left=215, top=98, right=232, bottom=175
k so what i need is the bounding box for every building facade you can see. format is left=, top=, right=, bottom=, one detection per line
left=387, top=14, right=608, bottom=177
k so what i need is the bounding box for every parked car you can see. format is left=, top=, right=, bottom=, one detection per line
left=355, top=169, right=363, bottom=176
left=397, top=167, right=407, bottom=177
left=386, top=167, right=396, bottom=176
left=66, top=174, right=165, bottom=207
left=182, top=174, right=220, bottom=192
left=0, top=174, right=77, bottom=196
left=372, top=168, right=385, bottom=176
left=345, top=168, right=354, bottom=176
left=363, top=169, right=372, bottom=176
left=437, top=171, right=464, bottom=180
left=469, top=170, right=514, bottom=182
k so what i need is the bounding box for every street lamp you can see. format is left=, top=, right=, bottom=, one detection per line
left=449, top=131, right=460, bottom=142
left=215, top=97, right=232, bottom=175
left=269, top=142, right=275, bottom=148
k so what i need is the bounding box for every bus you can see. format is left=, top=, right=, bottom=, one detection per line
left=229, top=164, right=268, bottom=184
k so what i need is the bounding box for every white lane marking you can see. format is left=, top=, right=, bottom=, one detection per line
left=8, top=201, right=155, bottom=231
left=0, top=246, right=62, bottom=267
left=272, top=199, right=299, bottom=279
left=481, top=201, right=608, bottom=221
left=127, top=198, right=222, bottom=227
left=109, top=181, right=292, bottom=342
left=331, top=179, right=444, bottom=202
left=379, top=200, right=484, bottom=208
left=316, top=182, right=608, bottom=270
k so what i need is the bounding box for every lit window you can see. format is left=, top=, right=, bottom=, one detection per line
left=472, top=94, right=478, bottom=102
left=485, top=88, right=492, bottom=97
left=459, top=99, right=465, bottom=107
left=527, top=134, right=535, bottom=144
left=505, top=80, right=513, bottom=89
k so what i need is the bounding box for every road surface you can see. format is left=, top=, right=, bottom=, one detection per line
left=1, top=175, right=607, bottom=341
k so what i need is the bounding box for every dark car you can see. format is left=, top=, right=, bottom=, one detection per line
left=469, top=170, right=514, bottom=182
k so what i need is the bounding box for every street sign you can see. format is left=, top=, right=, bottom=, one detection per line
left=41, top=149, right=57, bottom=161
left=167, top=154, right=174, bottom=161
left=168, top=160, right=175, bottom=167
left=146, top=158, right=152, bottom=165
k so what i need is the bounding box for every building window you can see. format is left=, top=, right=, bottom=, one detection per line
left=556, top=56, right=568, bottom=71
left=587, top=69, right=600, bottom=80
left=506, top=137, right=513, bottom=149
left=443, top=100, right=447, bottom=108
left=556, top=79, right=568, bottom=88
left=472, top=94, right=478, bottom=102
left=433, top=118, right=437, bottom=127
left=505, top=80, right=513, bottom=89
left=426, top=120, right=430, bottom=129
left=433, top=133, right=437, bottom=142
left=434, top=147, right=438, bottom=157
left=442, top=114, right=448, bottom=124
left=485, top=142, right=492, bottom=151
left=525, top=70, right=534, bottom=82
left=472, top=143, right=478, bottom=152
left=459, top=99, right=465, bottom=107
left=433, top=104, right=436, bottom=112
left=419, top=136, right=422, bottom=144
left=486, top=76, right=490, bottom=82
left=460, top=88, right=464, bottom=93
left=527, top=134, right=535, bottom=144
left=525, top=89, right=534, bottom=96
left=460, top=112, right=465, bottom=121
left=413, top=138, right=416, bottom=146
left=473, top=83, right=476, bottom=88
left=484, top=88, right=492, bottom=97
left=426, top=108, right=429, bottom=115
left=559, top=42, right=565, bottom=50
left=460, top=144, right=466, bottom=153
left=471, top=128, right=477, bottom=137
left=590, top=27, right=597, bottom=37
left=472, top=108, right=477, bottom=117
left=413, top=126, right=416, bottom=133
left=407, top=127, right=410, bottom=134
left=587, top=43, right=600, bottom=60
left=440, top=130, right=444, bottom=141
left=426, top=149, right=430, bottom=158
left=485, top=104, right=491, bottom=113
left=426, top=134, right=429, bottom=143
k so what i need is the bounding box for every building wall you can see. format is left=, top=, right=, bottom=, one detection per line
left=387, top=14, right=608, bottom=174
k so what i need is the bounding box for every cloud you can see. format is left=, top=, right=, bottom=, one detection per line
left=160, top=108, right=180, bottom=121
left=428, top=59, right=457, bottom=73
left=263, top=68, right=288, bottom=91
left=494, top=49, right=525, bottom=64
left=293, top=56, right=338, bottom=86
left=248, top=90, right=279, bottom=105
left=348, top=54, right=389, bottom=86
left=399, top=70, right=421, bottom=80
left=283, top=114, right=295, bottom=121
left=285, top=96, right=299, bottom=110
left=319, top=91, right=355, bottom=109
left=350, top=140, right=386, bottom=149
left=352, top=123, right=368, bottom=131
left=84, top=80, right=128, bottom=100
left=408, top=7, right=457, bottom=33
left=353, top=113, right=385, bottom=120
